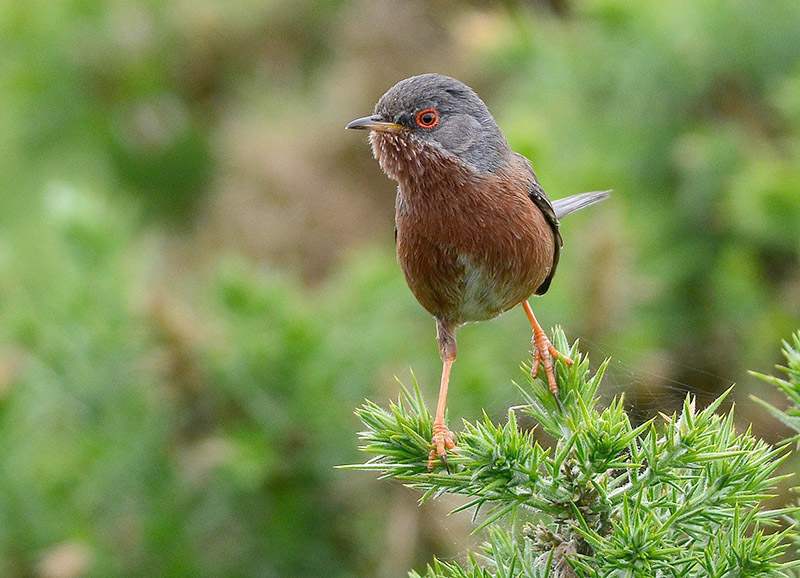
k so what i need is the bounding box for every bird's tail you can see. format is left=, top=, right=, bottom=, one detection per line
left=552, top=190, right=611, bottom=220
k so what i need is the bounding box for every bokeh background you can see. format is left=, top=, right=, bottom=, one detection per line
left=1, top=0, right=800, bottom=576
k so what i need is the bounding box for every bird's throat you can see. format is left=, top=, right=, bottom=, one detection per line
left=369, top=132, right=426, bottom=182
left=369, top=131, right=473, bottom=195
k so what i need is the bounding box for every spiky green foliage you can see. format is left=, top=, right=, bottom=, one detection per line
left=751, top=331, right=800, bottom=565
left=350, top=329, right=799, bottom=577
left=409, top=528, right=556, bottom=578
left=750, top=331, right=800, bottom=442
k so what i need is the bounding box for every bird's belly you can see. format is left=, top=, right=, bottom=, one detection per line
left=398, top=240, right=544, bottom=325
left=455, top=255, right=523, bottom=322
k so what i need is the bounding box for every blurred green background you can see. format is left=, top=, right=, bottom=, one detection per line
left=1, top=0, right=799, bottom=576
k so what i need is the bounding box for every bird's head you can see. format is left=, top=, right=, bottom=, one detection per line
left=347, top=74, right=511, bottom=181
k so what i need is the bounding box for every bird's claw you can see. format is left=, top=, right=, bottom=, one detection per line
left=531, top=332, right=573, bottom=397
left=428, top=423, right=456, bottom=472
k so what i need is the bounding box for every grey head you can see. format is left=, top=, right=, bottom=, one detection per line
left=346, top=74, right=511, bottom=174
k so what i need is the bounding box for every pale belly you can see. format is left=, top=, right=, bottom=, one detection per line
left=454, top=254, right=531, bottom=322
left=398, top=236, right=549, bottom=326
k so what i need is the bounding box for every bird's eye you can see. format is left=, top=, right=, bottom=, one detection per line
left=415, top=109, right=439, bottom=129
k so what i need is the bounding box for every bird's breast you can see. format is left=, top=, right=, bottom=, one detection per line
left=394, top=167, right=555, bottom=325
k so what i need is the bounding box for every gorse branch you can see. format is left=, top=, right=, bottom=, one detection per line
left=751, top=330, right=800, bottom=564
left=348, top=328, right=799, bottom=577
left=751, top=331, right=800, bottom=443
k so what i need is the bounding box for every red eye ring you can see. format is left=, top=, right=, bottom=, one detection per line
left=415, top=108, right=439, bottom=129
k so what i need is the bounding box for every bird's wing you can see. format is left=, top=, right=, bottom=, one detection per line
left=527, top=178, right=560, bottom=234
left=513, top=153, right=562, bottom=296
left=520, top=159, right=610, bottom=295
left=528, top=178, right=562, bottom=295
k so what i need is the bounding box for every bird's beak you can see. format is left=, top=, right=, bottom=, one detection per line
left=345, top=115, right=409, bottom=133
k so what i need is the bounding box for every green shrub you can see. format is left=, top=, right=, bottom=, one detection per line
left=352, top=330, right=800, bottom=577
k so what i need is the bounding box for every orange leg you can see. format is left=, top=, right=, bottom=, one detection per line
left=428, top=357, right=456, bottom=471
left=522, top=301, right=573, bottom=396
left=429, top=320, right=457, bottom=471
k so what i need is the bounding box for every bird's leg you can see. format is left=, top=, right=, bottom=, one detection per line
left=429, top=319, right=457, bottom=471
left=522, top=300, right=573, bottom=396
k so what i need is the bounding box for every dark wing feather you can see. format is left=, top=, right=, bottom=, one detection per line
left=527, top=178, right=562, bottom=295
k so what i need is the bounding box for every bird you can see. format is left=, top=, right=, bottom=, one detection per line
left=346, top=73, right=608, bottom=470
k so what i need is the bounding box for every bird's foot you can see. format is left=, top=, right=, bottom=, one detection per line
left=531, top=328, right=573, bottom=397
left=428, top=422, right=456, bottom=472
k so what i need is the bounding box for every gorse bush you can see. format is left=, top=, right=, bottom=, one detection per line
left=752, top=331, right=800, bottom=566
left=751, top=331, right=800, bottom=444
left=352, top=330, right=800, bottom=577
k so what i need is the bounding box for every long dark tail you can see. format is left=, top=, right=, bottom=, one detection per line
left=552, top=190, right=611, bottom=220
